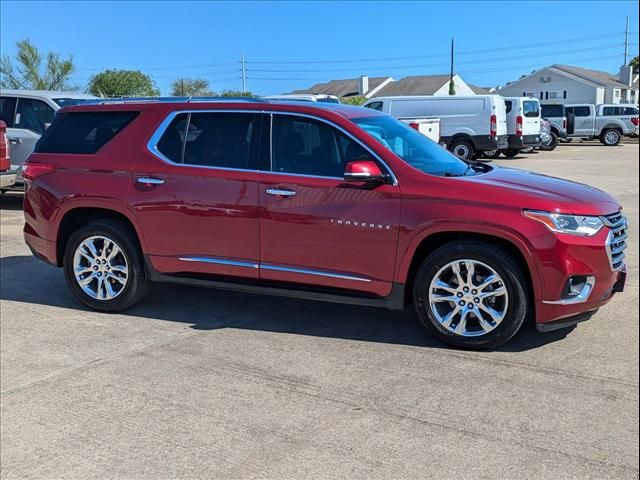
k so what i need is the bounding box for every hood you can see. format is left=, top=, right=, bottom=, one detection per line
left=462, top=166, right=620, bottom=215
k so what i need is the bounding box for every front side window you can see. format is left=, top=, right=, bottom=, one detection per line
left=271, top=115, right=370, bottom=178
left=353, top=115, right=471, bottom=177
left=156, top=112, right=259, bottom=169
left=523, top=100, right=539, bottom=118
left=0, top=97, right=17, bottom=127
left=15, top=98, right=55, bottom=134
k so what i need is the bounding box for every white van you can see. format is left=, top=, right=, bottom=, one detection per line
left=486, top=97, right=541, bottom=158
left=362, top=95, right=508, bottom=160
left=264, top=94, right=341, bottom=104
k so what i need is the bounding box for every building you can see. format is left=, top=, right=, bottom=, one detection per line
left=290, top=74, right=479, bottom=98
left=498, top=64, right=639, bottom=105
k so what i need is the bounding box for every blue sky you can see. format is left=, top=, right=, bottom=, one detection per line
left=1, top=1, right=638, bottom=95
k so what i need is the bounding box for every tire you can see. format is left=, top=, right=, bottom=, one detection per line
left=450, top=140, right=475, bottom=160
left=503, top=148, right=520, bottom=158
left=600, top=129, right=621, bottom=146
left=63, top=219, right=149, bottom=312
left=482, top=149, right=501, bottom=159
left=412, top=241, right=529, bottom=349
left=539, top=131, right=558, bottom=151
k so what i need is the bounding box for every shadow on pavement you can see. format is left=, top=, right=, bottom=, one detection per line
left=0, top=254, right=574, bottom=352
left=0, top=193, right=23, bottom=211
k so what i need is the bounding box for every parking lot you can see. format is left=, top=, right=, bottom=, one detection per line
left=0, top=142, right=638, bottom=479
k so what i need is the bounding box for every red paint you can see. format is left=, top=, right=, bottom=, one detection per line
left=23, top=100, right=625, bottom=326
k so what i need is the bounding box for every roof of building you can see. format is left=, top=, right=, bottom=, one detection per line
left=290, top=77, right=390, bottom=97
left=550, top=65, right=631, bottom=89
left=468, top=84, right=492, bottom=94
left=372, top=75, right=452, bottom=97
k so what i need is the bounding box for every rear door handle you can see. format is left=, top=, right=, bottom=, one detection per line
left=137, top=177, right=165, bottom=186
left=266, top=188, right=296, bottom=197
left=8, top=137, right=22, bottom=144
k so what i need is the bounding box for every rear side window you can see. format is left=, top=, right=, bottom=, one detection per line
left=15, top=98, right=55, bottom=134
left=36, top=111, right=139, bottom=154
left=572, top=106, right=591, bottom=117
left=0, top=97, right=17, bottom=127
left=523, top=101, right=540, bottom=118
left=602, top=107, right=623, bottom=116
left=623, top=107, right=639, bottom=115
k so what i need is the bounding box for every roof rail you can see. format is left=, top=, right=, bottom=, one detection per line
left=83, top=96, right=269, bottom=105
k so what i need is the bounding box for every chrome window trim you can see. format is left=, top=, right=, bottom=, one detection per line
left=146, top=109, right=399, bottom=185
left=177, top=256, right=371, bottom=283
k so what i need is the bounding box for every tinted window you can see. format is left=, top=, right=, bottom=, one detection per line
left=52, top=98, right=92, bottom=108
left=182, top=112, right=258, bottom=169
left=365, top=101, right=383, bottom=111
left=602, top=107, right=623, bottom=116
left=271, top=115, right=370, bottom=177
left=623, top=107, right=639, bottom=115
left=541, top=104, right=564, bottom=118
left=156, top=114, right=189, bottom=163
left=15, top=98, right=55, bottom=134
left=35, top=111, right=139, bottom=154
left=505, top=101, right=512, bottom=114
left=523, top=100, right=539, bottom=118
left=573, top=106, right=591, bottom=117
left=0, top=97, right=16, bottom=127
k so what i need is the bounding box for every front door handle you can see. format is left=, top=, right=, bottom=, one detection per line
left=266, top=188, right=296, bottom=197
left=137, top=177, right=165, bottom=186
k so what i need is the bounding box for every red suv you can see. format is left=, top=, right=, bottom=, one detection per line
left=23, top=99, right=627, bottom=348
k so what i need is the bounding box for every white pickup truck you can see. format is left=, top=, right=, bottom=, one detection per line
left=565, top=104, right=639, bottom=146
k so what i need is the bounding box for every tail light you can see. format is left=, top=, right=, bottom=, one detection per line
left=409, top=122, right=420, bottom=131
left=631, top=117, right=639, bottom=126
left=22, top=162, right=57, bottom=181
left=490, top=114, right=497, bottom=137
left=516, top=115, right=523, bottom=137
left=0, top=120, right=8, bottom=172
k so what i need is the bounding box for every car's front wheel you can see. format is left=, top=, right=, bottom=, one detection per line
left=63, top=219, right=149, bottom=312
left=412, top=241, right=529, bottom=349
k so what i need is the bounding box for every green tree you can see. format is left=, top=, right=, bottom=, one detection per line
left=88, top=69, right=160, bottom=97
left=0, top=38, right=75, bottom=90
left=630, top=56, right=639, bottom=74
left=170, top=78, right=214, bottom=96
left=340, top=96, right=366, bottom=106
left=220, top=89, right=255, bottom=97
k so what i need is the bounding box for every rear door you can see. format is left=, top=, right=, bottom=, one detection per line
left=258, top=113, right=401, bottom=297
left=492, top=97, right=508, bottom=136
left=569, top=105, right=594, bottom=137
left=129, top=110, right=263, bottom=279
left=522, top=99, right=540, bottom=135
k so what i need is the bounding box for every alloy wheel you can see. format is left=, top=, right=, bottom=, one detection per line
left=428, top=259, right=509, bottom=337
left=604, top=130, right=620, bottom=145
left=73, top=235, right=129, bottom=300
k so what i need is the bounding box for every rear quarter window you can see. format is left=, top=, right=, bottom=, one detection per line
left=35, top=111, right=139, bottom=154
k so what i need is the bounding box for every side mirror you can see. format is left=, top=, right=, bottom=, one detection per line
left=344, top=160, right=387, bottom=183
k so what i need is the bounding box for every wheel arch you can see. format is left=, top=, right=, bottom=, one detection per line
left=400, top=230, right=539, bottom=309
left=55, top=205, right=145, bottom=267
left=601, top=124, right=623, bottom=134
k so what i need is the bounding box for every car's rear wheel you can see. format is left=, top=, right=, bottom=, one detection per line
left=539, top=131, right=558, bottom=151
left=63, top=219, right=148, bottom=312
left=503, top=148, right=520, bottom=158
left=412, top=241, right=529, bottom=349
left=600, top=129, right=621, bottom=146
left=482, top=149, right=501, bottom=159
left=450, top=140, right=475, bottom=160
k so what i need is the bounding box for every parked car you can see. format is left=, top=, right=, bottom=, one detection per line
left=264, top=94, right=341, bottom=103
left=565, top=104, right=639, bottom=146
left=400, top=118, right=440, bottom=143
left=540, top=103, right=574, bottom=147
left=23, top=99, right=627, bottom=349
left=0, top=89, right=97, bottom=188
left=538, top=118, right=556, bottom=151
left=363, top=95, right=508, bottom=160
left=0, top=120, right=16, bottom=191
left=484, top=97, right=542, bottom=158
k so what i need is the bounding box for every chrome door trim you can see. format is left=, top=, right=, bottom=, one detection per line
left=265, top=188, right=296, bottom=197
left=177, top=256, right=371, bottom=283
left=146, top=109, right=399, bottom=185
left=260, top=263, right=372, bottom=283
left=137, top=177, right=165, bottom=185
left=179, top=256, right=259, bottom=269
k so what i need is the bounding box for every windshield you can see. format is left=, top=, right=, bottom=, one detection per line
left=352, top=115, right=474, bottom=177
left=53, top=98, right=92, bottom=107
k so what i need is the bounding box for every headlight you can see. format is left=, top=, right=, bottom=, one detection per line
left=524, top=210, right=604, bottom=236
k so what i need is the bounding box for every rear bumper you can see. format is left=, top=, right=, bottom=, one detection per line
left=0, top=170, right=17, bottom=189
left=24, top=228, right=57, bottom=266
left=508, top=134, right=541, bottom=149
left=474, top=134, right=508, bottom=151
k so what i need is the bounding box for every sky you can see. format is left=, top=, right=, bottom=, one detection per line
left=1, top=0, right=638, bottom=96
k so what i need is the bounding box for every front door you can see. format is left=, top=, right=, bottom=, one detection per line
left=259, top=113, right=401, bottom=297
left=129, top=111, right=263, bottom=279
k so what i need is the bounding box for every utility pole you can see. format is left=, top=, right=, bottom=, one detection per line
left=241, top=51, right=247, bottom=92
left=624, top=16, right=629, bottom=65
left=448, top=37, right=456, bottom=96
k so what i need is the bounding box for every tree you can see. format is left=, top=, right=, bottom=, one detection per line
left=220, top=89, right=255, bottom=97
left=88, top=69, right=160, bottom=97
left=340, top=96, right=366, bottom=106
left=0, top=38, right=75, bottom=90
left=170, top=78, right=213, bottom=96
left=630, top=56, right=639, bottom=74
